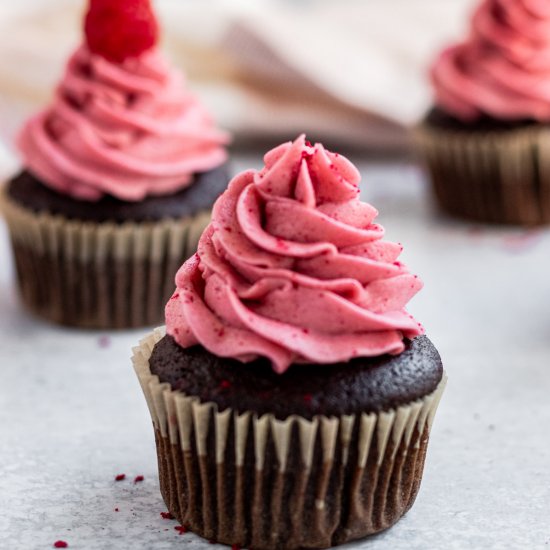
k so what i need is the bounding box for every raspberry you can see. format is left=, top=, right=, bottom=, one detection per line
left=84, top=0, right=159, bottom=62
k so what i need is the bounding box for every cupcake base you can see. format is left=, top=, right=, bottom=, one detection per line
left=153, top=425, right=431, bottom=548
left=0, top=169, right=229, bottom=328
left=9, top=236, right=205, bottom=329
left=7, top=167, right=229, bottom=223
left=414, top=109, right=550, bottom=225
left=133, top=329, right=446, bottom=549
left=149, top=333, right=444, bottom=420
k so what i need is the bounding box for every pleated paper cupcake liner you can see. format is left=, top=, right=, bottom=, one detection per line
left=0, top=189, right=211, bottom=329
left=133, top=329, right=447, bottom=550
left=414, top=122, right=550, bottom=225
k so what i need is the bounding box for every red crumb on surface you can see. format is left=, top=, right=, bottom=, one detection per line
left=115, top=474, right=126, bottom=481
left=160, top=512, right=174, bottom=520
left=220, top=380, right=231, bottom=390
left=467, top=225, right=485, bottom=238
left=114, top=508, right=119, bottom=512
left=503, top=230, right=542, bottom=253
left=54, top=542, right=68, bottom=549
left=303, top=394, right=313, bottom=403
left=98, top=335, right=111, bottom=348
left=175, top=525, right=188, bottom=535
left=134, top=475, right=144, bottom=483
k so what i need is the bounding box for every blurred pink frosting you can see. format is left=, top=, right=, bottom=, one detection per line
left=18, top=46, right=229, bottom=201
left=431, top=0, right=550, bottom=122
left=166, top=135, right=424, bottom=374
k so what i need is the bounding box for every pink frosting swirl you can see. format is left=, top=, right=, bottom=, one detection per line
left=166, top=136, right=424, bottom=374
left=18, top=46, right=229, bottom=201
left=431, top=0, right=550, bottom=121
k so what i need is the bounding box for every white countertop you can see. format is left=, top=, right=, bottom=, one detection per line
left=1, top=157, right=550, bottom=550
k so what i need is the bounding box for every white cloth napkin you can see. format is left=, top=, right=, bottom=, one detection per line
left=0, top=0, right=477, bottom=166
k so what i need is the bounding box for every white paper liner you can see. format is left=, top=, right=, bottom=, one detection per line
left=132, top=328, right=447, bottom=548
left=414, top=122, right=550, bottom=225
left=0, top=188, right=212, bottom=328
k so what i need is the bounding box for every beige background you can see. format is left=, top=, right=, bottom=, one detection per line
left=0, top=0, right=477, bottom=171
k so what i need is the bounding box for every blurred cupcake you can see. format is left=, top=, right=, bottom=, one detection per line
left=0, top=0, right=230, bottom=329
left=133, top=136, right=446, bottom=549
left=415, top=0, right=550, bottom=225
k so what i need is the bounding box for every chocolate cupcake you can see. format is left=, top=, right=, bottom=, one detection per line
left=133, top=136, right=446, bottom=549
left=414, top=0, right=550, bottom=225
left=0, top=0, right=230, bottom=329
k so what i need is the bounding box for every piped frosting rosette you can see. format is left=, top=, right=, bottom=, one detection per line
left=18, top=46, right=229, bottom=201
left=432, top=0, right=550, bottom=121
left=166, top=136, right=424, bottom=373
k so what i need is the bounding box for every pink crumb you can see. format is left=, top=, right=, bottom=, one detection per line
left=503, top=230, right=541, bottom=253
left=98, top=335, right=111, bottom=348
left=276, top=238, right=288, bottom=250
left=467, top=225, right=485, bottom=239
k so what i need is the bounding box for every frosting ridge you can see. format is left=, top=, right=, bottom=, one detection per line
left=18, top=46, right=229, bottom=201
left=166, top=136, right=424, bottom=374
left=431, top=0, right=550, bottom=122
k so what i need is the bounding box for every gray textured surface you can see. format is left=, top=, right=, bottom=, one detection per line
left=1, top=158, right=550, bottom=549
